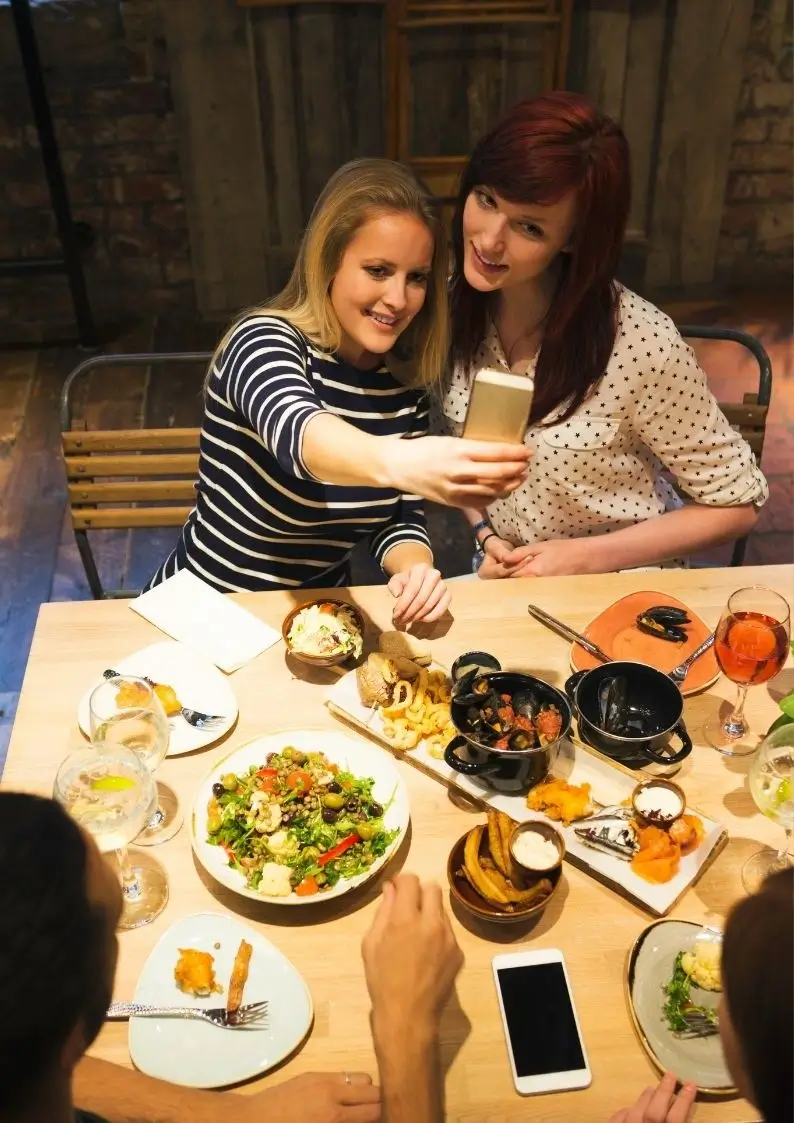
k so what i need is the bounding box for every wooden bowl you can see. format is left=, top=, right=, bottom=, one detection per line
left=281, top=599, right=366, bottom=668
left=447, top=827, right=562, bottom=925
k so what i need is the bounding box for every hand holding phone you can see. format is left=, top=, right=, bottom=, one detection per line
left=463, top=368, right=534, bottom=444
left=493, top=948, right=591, bottom=1095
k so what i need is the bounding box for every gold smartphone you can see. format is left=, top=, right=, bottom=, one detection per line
left=462, top=368, right=534, bottom=443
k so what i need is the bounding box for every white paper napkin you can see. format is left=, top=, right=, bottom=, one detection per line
left=130, top=570, right=282, bottom=673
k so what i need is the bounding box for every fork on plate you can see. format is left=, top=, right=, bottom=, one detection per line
left=106, top=999, right=268, bottom=1029
left=102, top=669, right=227, bottom=729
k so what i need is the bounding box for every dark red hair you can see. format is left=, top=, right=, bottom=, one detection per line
left=450, top=91, right=631, bottom=424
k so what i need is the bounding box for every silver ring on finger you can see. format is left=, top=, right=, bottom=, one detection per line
left=344, top=1072, right=352, bottom=1085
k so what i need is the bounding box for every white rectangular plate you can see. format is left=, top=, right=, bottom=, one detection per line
left=326, top=669, right=727, bottom=916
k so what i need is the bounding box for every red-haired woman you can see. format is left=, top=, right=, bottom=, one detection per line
left=440, top=92, right=768, bottom=578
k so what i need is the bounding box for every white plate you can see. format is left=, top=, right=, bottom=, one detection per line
left=129, top=911, right=312, bottom=1088
left=628, top=919, right=733, bottom=1094
left=78, top=641, right=238, bottom=755
left=326, top=670, right=727, bottom=916
left=190, top=729, right=410, bottom=905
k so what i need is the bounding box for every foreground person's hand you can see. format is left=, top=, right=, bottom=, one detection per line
left=389, top=436, right=531, bottom=508
left=362, top=875, right=463, bottom=1034
left=609, top=1073, right=697, bottom=1123
left=251, top=1071, right=381, bottom=1123
left=389, top=563, right=450, bottom=625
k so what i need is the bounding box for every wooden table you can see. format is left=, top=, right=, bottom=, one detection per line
left=5, top=565, right=792, bottom=1122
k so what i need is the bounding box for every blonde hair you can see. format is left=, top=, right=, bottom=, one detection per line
left=206, top=158, right=449, bottom=391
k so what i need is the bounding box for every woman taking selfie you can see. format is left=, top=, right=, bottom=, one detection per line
left=439, top=92, right=767, bottom=578
left=146, top=159, right=530, bottom=622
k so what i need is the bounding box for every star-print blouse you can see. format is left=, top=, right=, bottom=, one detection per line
left=437, top=287, right=768, bottom=554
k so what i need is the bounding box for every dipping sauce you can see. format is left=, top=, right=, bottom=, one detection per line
left=511, top=829, right=560, bottom=870
left=634, top=782, right=684, bottom=823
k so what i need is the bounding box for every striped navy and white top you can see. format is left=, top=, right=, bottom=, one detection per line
left=145, top=315, right=431, bottom=593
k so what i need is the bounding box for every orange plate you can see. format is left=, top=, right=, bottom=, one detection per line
left=570, top=591, right=719, bottom=696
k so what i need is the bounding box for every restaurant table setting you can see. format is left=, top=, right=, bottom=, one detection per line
left=2, top=564, right=792, bottom=1121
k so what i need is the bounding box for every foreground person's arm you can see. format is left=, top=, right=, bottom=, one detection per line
left=73, top=1058, right=380, bottom=1123
left=362, top=876, right=464, bottom=1123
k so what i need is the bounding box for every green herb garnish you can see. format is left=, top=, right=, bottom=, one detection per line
left=663, top=952, right=719, bottom=1035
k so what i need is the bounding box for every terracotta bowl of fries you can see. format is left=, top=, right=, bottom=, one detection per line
left=446, top=811, right=562, bottom=925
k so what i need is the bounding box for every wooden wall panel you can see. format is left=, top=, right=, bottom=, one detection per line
left=162, top=0, right=270, bottom=317
left=645, top=0, right=755, bottom=287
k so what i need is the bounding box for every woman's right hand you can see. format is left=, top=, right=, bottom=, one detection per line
left=387, top=436, right=531, bottom=508
left=608, top=1074, right=697, bottom=1123
left=477, top=534, right=514, bottom=580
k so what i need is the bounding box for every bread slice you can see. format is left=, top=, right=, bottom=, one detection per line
left=379, top=630, right=432, bottom=666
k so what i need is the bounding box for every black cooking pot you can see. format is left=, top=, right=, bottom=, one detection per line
left=565, top=661, right=692, bottom=767
left=444, top=671, right=572, bottom=793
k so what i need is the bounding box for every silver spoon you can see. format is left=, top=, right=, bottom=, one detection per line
left=668, top=634, right=715, bottom=684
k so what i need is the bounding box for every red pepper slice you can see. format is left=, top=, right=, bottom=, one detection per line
left=317, top=833, right=360, bottom=867
left=256, top=767, right=278, bottom=778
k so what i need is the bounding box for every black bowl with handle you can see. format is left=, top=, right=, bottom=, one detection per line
left=444, top=671, right=572, bottom=793
left=565, top=661, right=692, bottom=767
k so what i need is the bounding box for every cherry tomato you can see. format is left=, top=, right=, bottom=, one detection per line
left=287, top=770, right=313, bottom=794
left=295, top=876, right=319, bottom=896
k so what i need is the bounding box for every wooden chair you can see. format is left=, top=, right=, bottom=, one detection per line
left=386, top=0, right=572, bottom=203
left=60, top=352, right=211, bottom=599
left=677, top=325, right=773, bottom=568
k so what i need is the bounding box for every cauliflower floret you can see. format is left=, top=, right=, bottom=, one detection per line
left=681, top=941, right=722, bottom=992
left=267, top=830, right=298, bottom=858
left=258, top=862, right=293, bottom=897
left=254, top=802, right=282, bottom=834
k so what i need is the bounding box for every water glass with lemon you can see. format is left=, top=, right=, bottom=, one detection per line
left=54, top=748, right=169, bottom=929
left=89, top=674, right=181, bottom=845
left=745, top=723, right=794, bottom=893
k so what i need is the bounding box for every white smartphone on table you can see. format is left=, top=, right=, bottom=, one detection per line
left=462, top=368, right=534, bottom=444
left=492, top=948, right=592, bottom=1096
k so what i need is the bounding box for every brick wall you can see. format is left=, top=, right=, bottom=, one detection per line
left=718, top=0, right=793, bottom=283
left=0, top=0, right=193, bottom=343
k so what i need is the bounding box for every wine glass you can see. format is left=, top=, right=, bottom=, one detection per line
left=704, top=586, right=790, bottom=756
left=89, top=674, right=182, bottom=844
left=54, top=747, right=169, bottom=930
left=744, top=724, right=794, bottom=893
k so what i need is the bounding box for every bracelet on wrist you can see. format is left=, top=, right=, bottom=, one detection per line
left=478, top=531, right=499, bottom=553
left=471, top=518, right=492, bottom=541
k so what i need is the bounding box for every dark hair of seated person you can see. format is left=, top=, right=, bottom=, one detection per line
left=0, top=792, right=110, bottom=1115
left=723, top=866, right=793, bottom=1123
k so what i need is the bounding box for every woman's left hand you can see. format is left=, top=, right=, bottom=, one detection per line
left=505, top=537, right=598, bottom=578
left=388, top=563, right=451, bottom=625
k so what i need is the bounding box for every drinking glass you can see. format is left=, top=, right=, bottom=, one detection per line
left=704, top=587, right=790, bottom=756
left=744, top=724, right=794, bottom=893
left=89, top=674, right=182, bottom=844
left=54, top=747, right=169, bottom=930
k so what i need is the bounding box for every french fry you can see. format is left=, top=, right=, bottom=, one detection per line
left=487, top=810, right=508, bottom=876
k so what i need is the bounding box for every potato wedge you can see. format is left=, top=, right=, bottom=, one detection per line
left=487, top=810, right=508, bottom=876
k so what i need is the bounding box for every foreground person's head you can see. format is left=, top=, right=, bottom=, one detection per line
left=0, top=792, right=121, bottom=1118
left=721, top=867, right=793, bottom=1122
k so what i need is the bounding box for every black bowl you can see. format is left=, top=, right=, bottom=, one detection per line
left=567, top=661, right=692, bottom=767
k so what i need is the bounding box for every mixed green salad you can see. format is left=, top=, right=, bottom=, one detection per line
left=206, top=746, right=398, bottom=897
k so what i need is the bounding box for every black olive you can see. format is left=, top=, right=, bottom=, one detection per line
left=212, top=782, right=225, bottom=798
left=368, top=802, right=384, bottom=818
left=346, top=798, right=359, bottom=812
left=321, top=807, right=338, bottom=823
left=327, top=781, right=342, bottom=794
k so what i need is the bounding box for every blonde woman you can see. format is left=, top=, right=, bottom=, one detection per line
left=146, top=159, right=530, bottom=623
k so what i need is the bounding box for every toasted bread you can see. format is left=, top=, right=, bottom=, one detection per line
left=378, top=630, right=432, bottom=666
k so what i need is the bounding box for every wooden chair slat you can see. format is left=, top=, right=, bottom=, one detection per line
left=68, top=481, right=197, bottom=505
left=71, top=507, right=193, bottom=531
left=64, top=453, right=200, bottom=479
left=62, top=428, right=200, bottom=454
left=718, top=402, right=768, bottom=427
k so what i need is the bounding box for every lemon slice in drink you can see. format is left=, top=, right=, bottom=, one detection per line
left=773, top=777, right=792, bottom=809
left=91, top=775, right=136, bottom=793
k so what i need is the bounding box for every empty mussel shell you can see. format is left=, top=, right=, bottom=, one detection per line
left=636, top=612, right=688, bottom=643
left=597, top=675, right=628, bottom=734
left=644, top=605, right=691, bottom=624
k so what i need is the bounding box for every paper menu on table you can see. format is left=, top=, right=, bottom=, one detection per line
left=130, top=569, right=281, bottom=673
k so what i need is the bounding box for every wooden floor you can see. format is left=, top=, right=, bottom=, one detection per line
left=1, top=295, right=792, bottom=767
